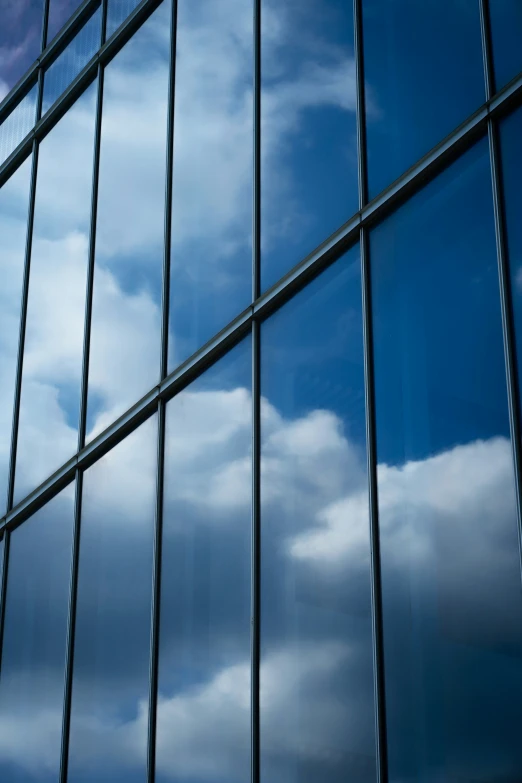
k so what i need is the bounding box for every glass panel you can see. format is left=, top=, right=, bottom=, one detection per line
left=156, top=339, right=252, bottom=783
left=168, top=0, right=252, bottom=370
left=0, top=488, right=74, bottom=782
left=0, top=0, right=44, bottom=93
left=0, top=85, right=38, bottom=166
left=86, top=2, right=169, bottom=442
left=371, top=139, right=522, bottom=782
left=363, top=0, right=485, bottom=199
left=500, top=107, right=522, bottom=416
left=47, top=0, right=86, bottom=45
left=42, top=9, right=102, bottom=114
left=490, top=1, right=522, bottom=91
left=68, top=416, right=157, bottom=783
left=0, top=157, right=32, bottom=514
left=261, top=0, right=358, bottom=292
left=260, top=248, right=377, bottom=782
left=106, top=0, right=141, bottom=39
left=14, top=84, right=97, bottom=503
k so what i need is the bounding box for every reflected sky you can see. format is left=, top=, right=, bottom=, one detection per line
left=0, top=0, right=43, bottom=94
left=0, top=487, right=74, bottom=783
left=363, top=0, right=485, bottom=198
left=0, top=157, right=31, bottom=514
left=371, top=138, right=522, bottom=782
left=168, top=0, right=253, bottom=369
left=261, top=247, right=376, bottom=783
left=107, top=0, right=142, bottom=39
left=489, top=0, right=522, bottom=91
left=47, top=0, right=85, bottom=45
left=14, top=82, right=97, bottom=503
left=0, top=85, right=38, bottom=167
left=157, top=338, right=252, bottom=783
left=261, top=0, right=358, bottom=292
left=86, top=1, right=169, bottom=441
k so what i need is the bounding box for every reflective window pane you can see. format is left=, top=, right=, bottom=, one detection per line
left=490, top=1, right=522, bottom=91
left=68, top=416, right=157, bottom=783
left=363, top=0, right=485, bottom=198
left=0, top=157, right=32, bottom=514
left=0, top=85, right=38, bottom=166
left=0, top=0, right=43, bottom=93
left=500, top=107, right=522, bottom=415
left=371, top=139, right=522, bottom=782
left=107, top=0, right=141, bottom=39
left=261, top=248, right=377, bottom=782
left=261, top=0, right=358, bottom=292
left=86, top=3, right=169, bottom=441
left=156, top=338, right=252, bottom=783
left=0, top=488, right=74, bottom=782
left=47, top=0, right=86, bottom=45
left=42, top=9, right=102, bottom=114
left=168, top=0, right=252, bottom=370
left=15, top=84, right=97, bottom=503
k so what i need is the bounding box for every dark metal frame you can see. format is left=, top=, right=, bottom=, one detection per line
left=0, top=2, right=522, bottom=783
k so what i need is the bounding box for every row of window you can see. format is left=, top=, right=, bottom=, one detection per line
left=1, top=112, right=522, bottom=782
left=2, top=0, right=522, bottom=516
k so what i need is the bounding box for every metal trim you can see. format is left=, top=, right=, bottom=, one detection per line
left=252, top=0, right=261, bottom=302
left=479, top=0, right=495, bottom=102
left=250, top=320, right=261, bottom=783
left=0, top=531, right=11, bottom=677
left=354, top=0, right=368, bottom=210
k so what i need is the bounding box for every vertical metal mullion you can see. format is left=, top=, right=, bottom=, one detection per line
left=354, top=0, right=368, bottom=210
left=0, top=533, right=11, bottom=677
left=41, top=0, right=51, bottom=52
left=6, top=138, right=40, bottom=512
left=361, top=227, right=388, bottom=783
left=479, top=0, right=495, bottom=102
left=146, top=399, right=166, bottom=783
left=77, top=60, right=105, bottom=450
left=59, top=468, right=84, bottom=783
left=160, top=0, right=179, bottom=381
left=252, top=0, right=261, bottom=302
left=488, top=120, right=522, bottom=585
left=251, top=319, right=261, bottom=783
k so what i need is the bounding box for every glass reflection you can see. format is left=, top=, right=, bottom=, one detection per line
left=489, top=1, right=522, bottom=91
left=0, top=488, right=74, bottom=783
left=107, top=0, right=142, bottom=39
left=47, top=0, right=86, bottom=45
left=0, top=157, right=32, bottom=514
left=261, top=0, right=358, bottom=292
left=371, top=139, right=522, bottom=782
left=168, top=0, right=252, bottom=370
left=68, top=416, right=157, bottom=783
left=42, top=8, right=102, bottom=114
left=0, top=0, right=43, bottom=93
left=156, top=338, right=252, bottom=783
left=363, top=0, right=485, bottom=198
left=260, top=248, right=376, bottom=782
left=0, top=85, right=38, bottom=166
left=86, top=2, right=169, bottom=441
left=14, top=83, right=97, bottom=503
left=499, top=107, right=522, bottom=413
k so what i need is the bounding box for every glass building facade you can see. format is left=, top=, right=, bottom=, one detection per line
left=0, top=0, right=522, bottom=781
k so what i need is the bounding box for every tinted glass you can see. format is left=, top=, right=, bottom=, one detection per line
left=168, top=0, right=252, bottom=370
left=68, top=416, right=157, bottom=783
left=0, top=84, right=38, bottom=166
left=42, top=9, right=101, bottom=114
left=0, top=0, right=43, bottom=93
left=107, top=0, right=141, bottom=39
left=86, top=2, right=169, bottom=441
left=0, top=157, right=32, bottom=513
left=363, top=0, right=485, bottom=198
left=500, top=107, right=522, bottom=415
left=15, top=84, right=97, bottom=503
left=260, top=248, right=377, bottom=782
left=47, top=0, right=86, bottom=45
left=371, top=139, right=522, bottom=782
left=489, top=1, right=522, bottom=90
left=0, top=488, right=74, bottom=782
left=261, top=0, right=358, bottom=292
left=156, top=339, right=252, bottom=782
